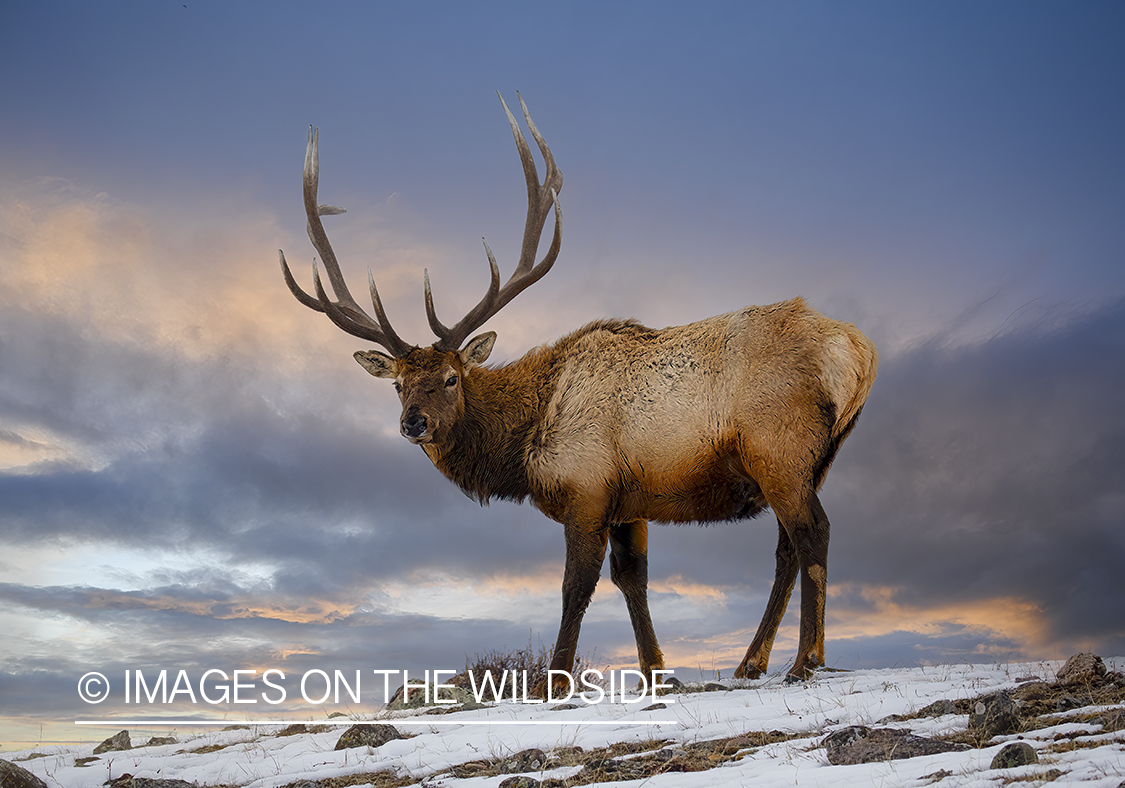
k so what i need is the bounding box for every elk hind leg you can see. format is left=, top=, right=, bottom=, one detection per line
left=609, top=519, right=664, bottom=680
left=788, top=491, right=830, bottom=680
left=734, top=520, right=798, bottom=679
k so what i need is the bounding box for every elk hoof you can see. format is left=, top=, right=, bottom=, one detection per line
left=785, top=655, right=823, bottom=682
left=529, top=674, right=571, bottom=702
left=733, top=659, right=764, bottom=680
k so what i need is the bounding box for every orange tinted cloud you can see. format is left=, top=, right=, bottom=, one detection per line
left=79, top=587, right=360, bottom=625
left=826, top=583, right=1051, bottom=654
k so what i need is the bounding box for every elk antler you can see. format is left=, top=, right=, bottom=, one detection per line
left=425, top=92, right=563, bottom=351
left=278, top=126, right=412, bottom=358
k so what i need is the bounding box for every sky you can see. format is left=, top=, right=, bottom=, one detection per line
left=1, top=0, right=1124, bottom=750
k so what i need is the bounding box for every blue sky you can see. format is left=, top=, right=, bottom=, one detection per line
left=1, top=1, right=1123, bottom=749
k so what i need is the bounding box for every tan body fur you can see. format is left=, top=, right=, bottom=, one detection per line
left=384, top=297, right=877, bottom=684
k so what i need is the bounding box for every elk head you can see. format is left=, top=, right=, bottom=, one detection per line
left=278, top=93, right=562, bottom=446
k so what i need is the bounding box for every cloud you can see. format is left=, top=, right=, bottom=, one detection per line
left=2, top=177, right=1123, bottom=724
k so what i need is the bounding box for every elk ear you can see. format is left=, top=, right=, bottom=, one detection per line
left=354, top=350, right=399, bottom=379
left=460, top=332, right=496, bottom=368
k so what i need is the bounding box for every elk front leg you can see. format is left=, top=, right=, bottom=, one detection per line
left=609, top=519, right=664, bottom=679
left=538, top=520, right=609, bottom=698
left=734, top=520, right=798, bottom=679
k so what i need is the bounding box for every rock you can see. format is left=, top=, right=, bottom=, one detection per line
left=498, top=778, right=541, bottom=788
left=990, top=741, right=1038, bottom=769
left=500, top=748, right=547, bottom=773
left=93, top=730, right=132, bottom=754
left=1011, top=681, right=1051, bottom=702
left=0, top=759, right=49, bottom=788
left=657, top=675, right=685, bottom=694
left=918, top=699, right=958, bottom=716
left=449, top=760, right=491, bottom=778
left=549, top=703, right=580, bottom=711
left=1054, top=694, right=1082, bottom=712
left=144, top=736, right=178, bottom=746
left=969, top=691, right=1021, bottom=737
left=823, top=726, right=969, bottom=765
left=333, top=723, right=404, bottom=750
left=277, top=723, right=306, bottom=736
left=74, top=757, right=99, bottom=767
left=703, top=682, right=728, bottom=692
left=1056, top=653, right=1106, bottom=685
left=386, top=680, right=482, bottom=710
left=640, top=702, right=667, bottom=711
left=107, top=777, right=200, bottom=788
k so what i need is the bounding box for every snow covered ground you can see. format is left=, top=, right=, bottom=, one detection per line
left=7, top=659, right=1124, bottom=788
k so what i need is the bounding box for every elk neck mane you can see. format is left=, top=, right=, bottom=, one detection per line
left=422, top=317, right=649, bottom=505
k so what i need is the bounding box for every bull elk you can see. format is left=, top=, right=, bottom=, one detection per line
left=279, top=93, right=877, bottom=687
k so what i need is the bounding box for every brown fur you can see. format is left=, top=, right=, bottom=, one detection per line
left=359, top=297, right=877, bottom=685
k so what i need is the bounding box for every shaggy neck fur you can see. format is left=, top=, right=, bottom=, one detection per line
left=422, top=348, right=556, bottom=504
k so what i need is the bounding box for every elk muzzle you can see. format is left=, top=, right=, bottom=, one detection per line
left=401, top=406, right=431, bottom=443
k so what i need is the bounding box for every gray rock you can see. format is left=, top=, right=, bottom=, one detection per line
left=386, top=680, right=482, bottom=710
left=499, top=778, right=541, bottom=788
left=640, top=702, right=667, bottom=711
left=1056, top=653, right=1106, bottom=685
left=143, top=736, right=178, bottom=747
left=657, top=676, right=685, bottom=694
left=918, top=699, right=958, bottom=717
left=0, top=759, right=49, bottom=788
left=1054, top=694, right=1082, bottom=712
left=93, top=730, right=132, bottom=754
left=990, top=741, right=1038, bottom=769
left=1011, top=681, right=1051, bottom=702
left=969, top=691, right=1021, bottom=737
left=333, top=723, right=404, bottom=751
left=823, top=726, right=969, bottom=765
left=107, top=777, right=200, bottom=788
left=703, top=682, right=729, bottom=692
left=500, top=748, right=547, bottom=773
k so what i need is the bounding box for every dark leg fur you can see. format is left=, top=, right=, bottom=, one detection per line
left=735, top=491, right=830, bottom=681
left=609, top=519, right=664, bottom=677
left=539, top=522, right=609, bottom=697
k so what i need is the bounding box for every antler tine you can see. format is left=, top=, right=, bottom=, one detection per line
left=429, top=93, right=564, bottom=351
left=280, top=126, right=412, bottom=357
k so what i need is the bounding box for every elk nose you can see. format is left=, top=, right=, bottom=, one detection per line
left=401, top=411, right=428, bottom=439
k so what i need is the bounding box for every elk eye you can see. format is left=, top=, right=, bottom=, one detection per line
left=444, top=375, right=458, bottom=388
left=393, top=381, right=402, bottom=393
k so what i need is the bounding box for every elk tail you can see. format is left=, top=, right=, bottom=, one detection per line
left=820, top=323, right=879, bottom=442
